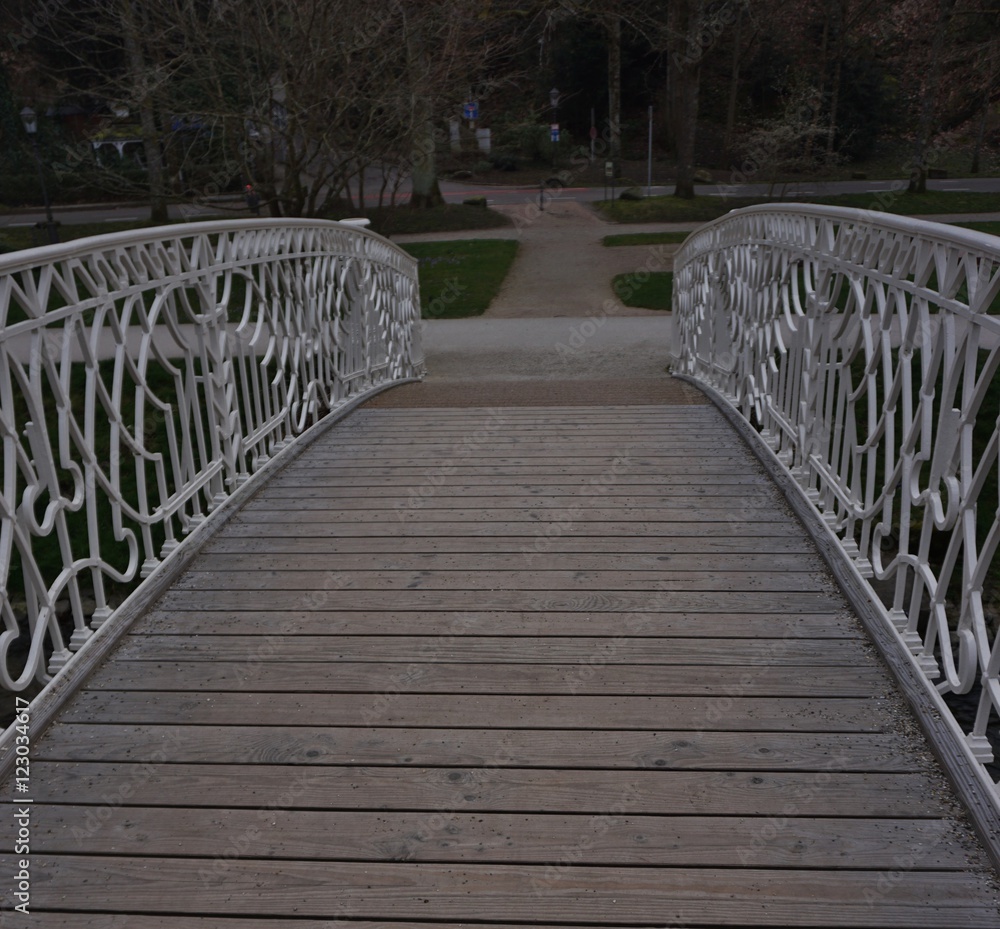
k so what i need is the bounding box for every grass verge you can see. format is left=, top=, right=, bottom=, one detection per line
left=613, top=271, right=673, bottom=310
left=603, top=231, right=691, bottom=247
left=597, top=190, right=1000, bottom=224
left=401, top=239, right=519, bottom=318
left=0, top=220, right=166, bottom=253
left=347, top=204, right=511, bottom=237
left=0, top=204, right=512, bottom=254
left=951, top=221, right=1000, bottom=237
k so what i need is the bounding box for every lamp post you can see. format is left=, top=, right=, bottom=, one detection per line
left=20, top=107, right=59, bottom=245
left=549, top=87, right=560, bottom=170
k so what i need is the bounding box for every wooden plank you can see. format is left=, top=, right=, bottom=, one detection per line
left=253, top=489, right=787, bottom=504
left=26, top=806, right=971, bottom=869
left=0, top=917, right=720, bottom=929
left=0, top=919, right=747, bottom=929
left=191, top=550, right=830, bottom=573
left=300, top=443, right=751, bottom=456
left=3, top=856, right=996, bottom=926
left=9, top=398, right=1000, bottom=929
left=86, top=659, right=882, bottom=695
left=246, top=496, right=788, bottom=513
left=236, top=506, right=795, bottom=523
left=32, top=725, right=922, bottom=773
left=113, top=632, right=864, bottom=663
left=1, top=762, right=952, bottom=817
left=57, top=692, right=892, bottom=731
left=130, top=610, right=861, bottom=638
left=172, top=568, right=834, bottom=593
left=270, top=473, right=775, bottom=487
left=202, top=534, right=816, bottom=554
left=219, top=520, right=802, bottom=538
left=149, top=588, right=848, bottom=613
left=281, top=464, right=770, bottom=477
left=283, top=454, right=757, bottom=466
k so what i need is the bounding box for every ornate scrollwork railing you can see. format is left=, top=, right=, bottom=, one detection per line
left=672, top=204, right=1000, bottom=793
left=0, top=219, right=422, bottom=691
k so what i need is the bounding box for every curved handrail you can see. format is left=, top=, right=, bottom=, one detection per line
left=672, top=203, right=1000, bottom=794
left=0, top=219, right=422, bottom=690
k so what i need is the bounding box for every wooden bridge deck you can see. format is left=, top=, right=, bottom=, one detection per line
left=3, top=383, right=1000, bottom=927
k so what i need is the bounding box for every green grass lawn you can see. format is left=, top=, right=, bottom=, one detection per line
left=951, top=220, right=1000, bottom=237
left=0, top=219, right=168, bottom=253
left=0, top=205, right=512, bottom=255
left=401, top=239, right=519, bottom=318
left=613, top=271, right=673, bottom=310
left=597, top=190, right=1000, bottom=225
left=603, top=231, right=691, bottom=247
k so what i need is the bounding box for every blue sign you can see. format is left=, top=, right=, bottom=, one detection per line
left=550, top=126, right=560, bottom=143
left=463, top=101, right=479, bottom=120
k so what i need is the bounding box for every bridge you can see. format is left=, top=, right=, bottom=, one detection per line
left=0, top=207, right=999, bottom=926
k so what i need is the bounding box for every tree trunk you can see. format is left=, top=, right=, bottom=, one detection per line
left=607, top=13, right=622, bottom=173
left=724, top=5, right=743, bottom=152
left=406, top=14, right=444, bottom=209
left=909, top=0, right=956, bottom=193
left=409, top=112, right=444, bottom=209
left=825, top=0, right=847, bottom=157
left=803, top=11, right=830, bottom=162
left=672, top=0, right=702, bottom=199
left=121, top=1, right=168, bottom=223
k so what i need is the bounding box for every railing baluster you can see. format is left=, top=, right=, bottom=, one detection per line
left=673, top=204, right=1000, bottom=798
left=0, top=219, right=421, bottom=693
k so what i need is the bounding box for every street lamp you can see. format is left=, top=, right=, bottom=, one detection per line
left=20, top=106, right=59, bottom=245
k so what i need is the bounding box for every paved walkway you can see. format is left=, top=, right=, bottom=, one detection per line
left=396, top=197, right=692, bottom=318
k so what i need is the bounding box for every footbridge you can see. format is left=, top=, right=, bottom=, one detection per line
left=1, top=208, right=1000, bottom=926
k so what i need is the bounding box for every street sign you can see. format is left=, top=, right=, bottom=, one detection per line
left=550, top=123, right=560, bottom=143
left=463, top=101, right=479, bottom=120
left=605, top=160, right=614, bottom=178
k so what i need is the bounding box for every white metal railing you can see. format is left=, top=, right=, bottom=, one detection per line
left=672, top=203, right=1000, bottom=794
left=0, top=219, right=422, bottom=691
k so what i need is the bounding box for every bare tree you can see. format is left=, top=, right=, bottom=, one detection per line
left=909, top=0, right=958, bottom=192
left=17, top=0, right=525, bottom=216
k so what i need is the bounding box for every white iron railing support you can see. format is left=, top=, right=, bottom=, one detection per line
left=672, top=204, right=1000, bottom=810
left=0, top=219, right=422, bottom=693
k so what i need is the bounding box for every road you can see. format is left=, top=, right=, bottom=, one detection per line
left=3, top=176, right=1000, bottom=228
